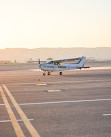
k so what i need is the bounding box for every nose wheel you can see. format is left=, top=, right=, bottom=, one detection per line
left=59, top=72, right=63, bottom=75
left=43, top=72, right=51, bottom=76
left=43, top=72, right=46, bottom=76
left=48, top=72, right=51, bottom=75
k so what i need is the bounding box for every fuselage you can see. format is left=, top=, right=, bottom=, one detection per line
left=39, top=56, right=86, bottom=72
left=40, top=63, right=80, bottom=71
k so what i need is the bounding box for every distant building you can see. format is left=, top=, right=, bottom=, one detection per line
left=0, top=60, right=12, bottom=64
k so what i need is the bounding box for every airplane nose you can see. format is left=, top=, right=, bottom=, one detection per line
left=38, top=64, right=41, bottom=67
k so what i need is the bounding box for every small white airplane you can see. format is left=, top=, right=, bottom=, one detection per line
left=29, top=56, right=89, bottom=76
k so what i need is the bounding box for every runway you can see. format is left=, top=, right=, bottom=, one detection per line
left=0, top=66, right=111, bottom=137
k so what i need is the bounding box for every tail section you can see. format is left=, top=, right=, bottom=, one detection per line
left=78, top=56, right=86, bottom=67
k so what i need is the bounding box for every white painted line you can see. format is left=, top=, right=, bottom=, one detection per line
left=5, top=79, right=111, bottom=86
left=36, top=84, right=47, bottom=86
left=19, top=98, right=111, bottom=106
left=45, top=79, right=111, bottom=84
left=47, top=90, right=61, bottom=92
left=88, top=66, right=111, bottom=70
left=0, top=119, right=34, bottom=123
left=6, top=82, right=47, bottom=86
left=0, top=104, right=5, bottom=106
left=30, top=69, right=41, bottom=72
left=103, top=114, right=111, bottom=116
left=69, top=66, right=111, bottom=71
left=6, top=83, right=35, bottom=85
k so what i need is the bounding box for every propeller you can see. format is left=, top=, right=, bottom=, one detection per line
left=38, top=58, right=41, bottom=67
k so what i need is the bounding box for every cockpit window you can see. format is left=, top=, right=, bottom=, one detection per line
left=46, top=61, right=53, bottom=64
left=46, top=61, right=63, bottom=65
left=64, top=58, right=81, bottom=64
left=54, top=62, right=63, bottom=65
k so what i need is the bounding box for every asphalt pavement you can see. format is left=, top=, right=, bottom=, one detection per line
left=0, top=67, right=111, bottom=137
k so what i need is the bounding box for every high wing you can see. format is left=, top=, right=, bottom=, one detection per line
left=48, top=57, right=84, bottom=65
left=28, top=57, right=90, bottom=69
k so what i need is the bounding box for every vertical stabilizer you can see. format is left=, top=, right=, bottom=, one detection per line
left=79, top=56, right=86, bottom=67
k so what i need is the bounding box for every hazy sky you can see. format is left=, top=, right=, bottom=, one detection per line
left=0, top=0, right=111, bottom=49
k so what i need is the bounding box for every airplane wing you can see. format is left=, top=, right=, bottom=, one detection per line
left=51, top=57, right=83, bottom=64
left=28, top=56, right=86, bottom=65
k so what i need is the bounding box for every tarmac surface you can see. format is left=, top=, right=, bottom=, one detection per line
left=0, top=65, right=111, bottom=137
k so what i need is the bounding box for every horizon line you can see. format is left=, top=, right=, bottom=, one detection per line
left=0, top=47, right=111, bottom=50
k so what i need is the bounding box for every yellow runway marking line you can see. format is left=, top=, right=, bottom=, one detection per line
left=0, top=86, right=25, bottom=137
left=3, top=84, right=41, bottom=137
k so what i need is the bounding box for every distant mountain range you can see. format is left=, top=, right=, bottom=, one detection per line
left=0, top=47, right=111, bottom=63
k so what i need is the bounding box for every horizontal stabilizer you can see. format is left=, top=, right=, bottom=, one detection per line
left=77, top=66, right=90, bottom=69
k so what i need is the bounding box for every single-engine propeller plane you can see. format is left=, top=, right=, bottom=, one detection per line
left=29, top=56, right=89, bottom=76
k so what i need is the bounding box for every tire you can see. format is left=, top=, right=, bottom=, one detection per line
left=48, top=72, right=50, bottom=75
left=59, top=72, right=62, bottom=75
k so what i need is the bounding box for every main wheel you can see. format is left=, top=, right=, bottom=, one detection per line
left=48, top=72, right=50, bottom=75
left=59, top=72, right=63, bottom=75
left=43, top=72, right=46, bottom=76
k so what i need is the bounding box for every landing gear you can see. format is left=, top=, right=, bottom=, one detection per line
left=43, top=72, right=51, bottom=76
left=43, top=72, right=46, bottom=76
left=48, top=72, right=51, bottom=75
left=59, top=72, right=63, bottom=75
